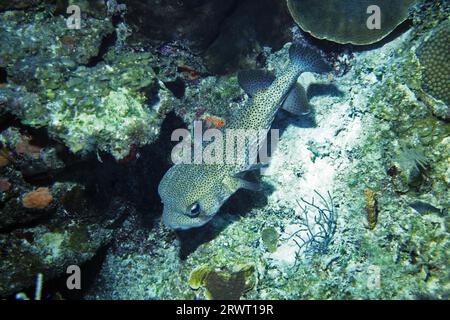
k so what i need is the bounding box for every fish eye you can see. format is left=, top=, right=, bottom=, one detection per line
left=188, top=202, right=201, bottom=217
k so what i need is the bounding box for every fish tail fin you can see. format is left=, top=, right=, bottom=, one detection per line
left=289, top=43, right=330, bottom=74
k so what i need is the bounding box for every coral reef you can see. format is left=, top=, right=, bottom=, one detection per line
left=0, top=9, right=113, bottom=70
left=0, top=0, right=448, bottom=301
left=85, top=2, right=449, bottom=299
left=0, top=126, right=132, bottom=296
left=0, top=3, right=175, bottom=160
left=0, top=1, right=177, bottom=297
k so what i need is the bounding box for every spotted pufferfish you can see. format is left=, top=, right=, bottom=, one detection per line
left=158, top=44, right=330, bottom=230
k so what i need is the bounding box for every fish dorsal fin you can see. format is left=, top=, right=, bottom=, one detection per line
left=237, top=70, right=276, bottom=96
left=282, top=83, right=311, bottom=116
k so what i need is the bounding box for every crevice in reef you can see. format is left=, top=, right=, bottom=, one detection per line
left=0, top=113, right=17, bottom=131
left=163, top=78, right=186, bottom=99
left=200, top=0, right=241, bottom=53
left=85, top=31, right=118, bottom=67
left=4, top=244, right=110, bottom=300
left=0, top=213, right=54, bottom=234
left=0, top=110, right=185, bottom=232
left=35, top=111, right=187, bottom=226
left=0, top=67, right=7, bottom=83
left=351, top=19, right=414, bottom=52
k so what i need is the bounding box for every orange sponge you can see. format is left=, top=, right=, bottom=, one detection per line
left=22, top=187, right=53, bottom=209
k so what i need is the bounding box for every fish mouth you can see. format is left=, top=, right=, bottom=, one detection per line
left=162, top=207, right=211, bottom=230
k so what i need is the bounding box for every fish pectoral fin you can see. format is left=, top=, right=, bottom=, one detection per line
left=238, top=178, right=262, bottom=192
left=281, top=83, right=311, bottom=116
left=234, top=163, right=268, bottom=178
left=222, top=175, right=241, bottom=194
left=237, top=70, right=276, bottom=96
left=223, top=175, right=262, bottom=192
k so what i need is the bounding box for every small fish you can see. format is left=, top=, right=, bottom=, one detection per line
left=158, top=44, right=330, bottom=230
left=409, top=201, right=447, bottom=216
left=204, top=115, right=226, bottom=129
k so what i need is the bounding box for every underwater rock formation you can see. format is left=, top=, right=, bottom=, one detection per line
left=203, top=0, right=292, bottom=74
left=0, top=0, right=46, bottom=11
left=287, top=0, right=417, bottom=44
left=0, top=221, right=115, bottom=297
left=123, top=0, right=292, bottom=74
left=122, top=0, right=238, bottom=50
left=0, top=10, right=113, bottom=69
left=0, top=148, right=131, bottom=296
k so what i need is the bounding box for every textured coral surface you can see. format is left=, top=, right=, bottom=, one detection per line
left=417, top=20, right=450, bottom=105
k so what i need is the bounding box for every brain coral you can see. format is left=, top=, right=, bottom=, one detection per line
left=286, top=0, right=416, bottom=44
left=22, top=187, right=53, bottom=209
left=416, top=20, right=450, bottom=106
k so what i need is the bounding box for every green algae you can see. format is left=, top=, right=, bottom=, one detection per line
left=261, top=227, right=279, bottom=253
left=189, top=264, right=255, bottom=300
left=67, top=226, right=90, bottom=253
